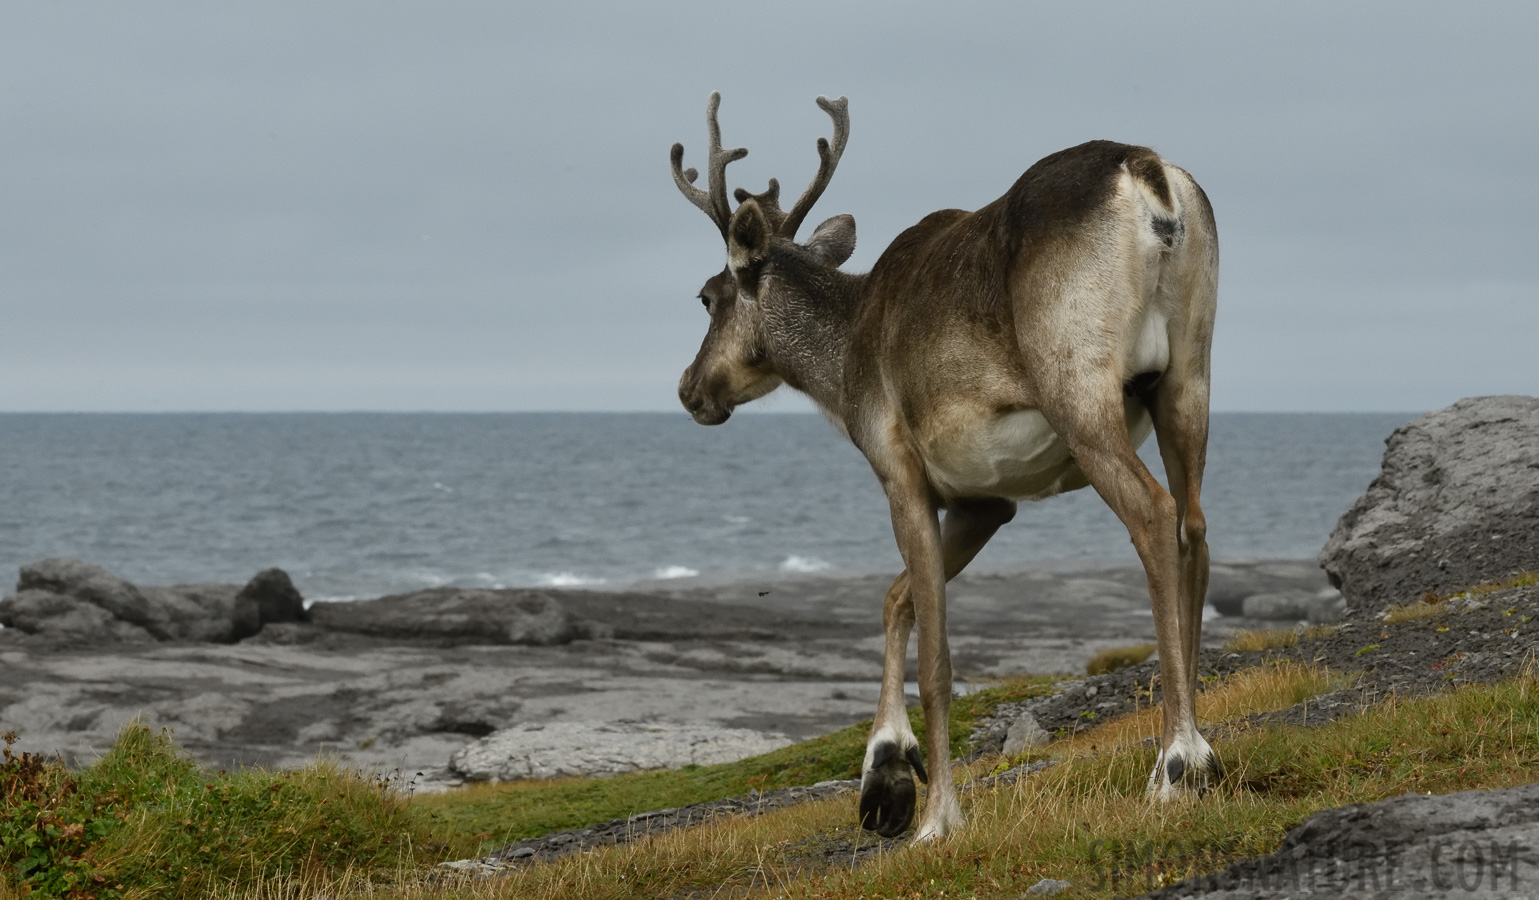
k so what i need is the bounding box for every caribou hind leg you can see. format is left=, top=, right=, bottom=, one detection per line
left=1149, top=380, right=1223, bottom=795
left=1036, top=380, right=1212, bottom=799
left=1146, top=257, right=1221, bottom=795
left=861, top=496, right=1015, bottom=838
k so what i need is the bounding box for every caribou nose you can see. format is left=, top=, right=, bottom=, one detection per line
left=678, top=369, right=701, bottom=414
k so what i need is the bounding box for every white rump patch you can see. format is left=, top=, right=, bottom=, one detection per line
left=1128, top=308, right=1171, bottom=378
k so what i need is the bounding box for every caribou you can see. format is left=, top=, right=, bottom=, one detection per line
left=669, top=93, right=1219, bottom=841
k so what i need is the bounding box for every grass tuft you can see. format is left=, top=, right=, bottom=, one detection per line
left=1385, top=570, right=1539, bottom=623
left=1223, top=624, right=1338, bottom=653
left=1053, top=663, right=1351, bottom=757
left=1086, top=643, right=1157, bottom=675
left=1, top=721, right=445, bottom=899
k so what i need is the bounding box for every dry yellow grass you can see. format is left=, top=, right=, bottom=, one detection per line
left=1222, top=624, right=1338, bottom=653
left=1086, top=643, right=1157, bottom=675
left=1381, top=598, right=1446, bottom=623
left=1050, top=663, right=1351, bottom=758
left=1383, top=570, right=1539, bottom=623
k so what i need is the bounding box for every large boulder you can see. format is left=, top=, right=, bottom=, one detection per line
left=238, top=568, right=307, bottom=625
left=448, top=721, right=792, bottom=782
left=0, top=588, right=156, bottom=642
left=1320, top=396, right=1539, bottom=613
left=1143, top=783, right=1539, bottom=899
left=16, top=557, right=168, bottom=638
left=308, top=588, right=579, bottom=645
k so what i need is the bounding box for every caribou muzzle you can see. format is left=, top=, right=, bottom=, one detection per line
left=678, top=368, right=733, bottom=425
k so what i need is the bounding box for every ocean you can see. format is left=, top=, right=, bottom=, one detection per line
left=0, top=412, right=1410, bottom=601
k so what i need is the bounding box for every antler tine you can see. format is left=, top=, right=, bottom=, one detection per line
left=734, top=178, right=787, bottom=233
left=778, top=95, right=850, bottom=240
left=670, top=91, right=748, bottom=241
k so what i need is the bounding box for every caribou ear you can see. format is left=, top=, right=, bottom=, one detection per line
left=728, top=199, right=769, bottom=263
left=804, top=214, right=856, bottom=267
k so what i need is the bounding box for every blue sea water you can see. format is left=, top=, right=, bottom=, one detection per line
left=0, top=412, right=1411, bottom=600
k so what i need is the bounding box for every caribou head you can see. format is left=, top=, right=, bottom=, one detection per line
left=671, top=92, right=855, bottom=425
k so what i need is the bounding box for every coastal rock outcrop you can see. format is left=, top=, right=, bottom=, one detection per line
left=307, top=587, right=586, bottom=646
left=0, top=559, right=301, bottom=644
left=448, top=721, right=792, bottom=782
left=1320, top=395, right=1539, bottom=614
left=237, top=568, right=307, bottom=625
left=1143, top=783, right=1539, bottom=899
left=15, top=557, right=168, bottom=639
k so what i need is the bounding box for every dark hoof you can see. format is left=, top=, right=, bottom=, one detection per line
left=1167, top=750, right=1223, bottom=791
left=859, top=741, right=925, bottom=837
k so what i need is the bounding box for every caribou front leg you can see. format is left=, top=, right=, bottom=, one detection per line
left=860, top=570, right=925, bottom=837
left=861, top=495, right=1015, bottom=839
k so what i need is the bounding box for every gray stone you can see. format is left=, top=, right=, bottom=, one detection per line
left=3, top=559, right=299, bottom=644
left=1320, top=396, right=1539, bottom=614
left=1143, top=783, right=1539, bottom=899
left=309, top=588, right=579, bottom=645
left=238, top=568, right=306, bottom=626
left=1308, top=588, right=1347, bottom=624
left=141, top=584, right=255, bottom=643
left=0, top=588, right=155, bottom=642
left=1240, top=591, right=1314, bottom=620
left=18, top=558, right=168, bottom=638
left=1003, top=712, right=1050, bottom=755
left=1025, top=878, right=1071, bottom=896
left=447, top=721, right=792, bottom=782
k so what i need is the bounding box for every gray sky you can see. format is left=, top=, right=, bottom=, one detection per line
left=2, top=2, right=1534, bottom=413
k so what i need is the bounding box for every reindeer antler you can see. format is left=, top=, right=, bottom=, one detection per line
left=670, top=91, right=748, bottom=242
left=734, top=96, right=850, bottom=241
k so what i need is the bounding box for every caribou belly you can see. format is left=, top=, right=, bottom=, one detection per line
left=924, top=403, right=1155, bottom=502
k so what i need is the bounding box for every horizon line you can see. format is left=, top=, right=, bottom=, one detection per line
left=0, top=408, right=1426, bottom=416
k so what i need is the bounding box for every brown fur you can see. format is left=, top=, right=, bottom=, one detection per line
left=672, top=95, right=1220, bottom=840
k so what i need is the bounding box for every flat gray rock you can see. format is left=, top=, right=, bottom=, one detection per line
left=1143, top=784, right=1539, bottom=899
left=1320, top=396, right=1539, bottom=613
left=1002, top=711, right=1049, bottom=755
left=140, top=583, right=258, bottom=643
left=307, top=587, right=580, bottom=645
left=448, top=721, right=792, bottom=782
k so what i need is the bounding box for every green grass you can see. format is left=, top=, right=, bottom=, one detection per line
left=1, top=678, right=1057, bottom=898
left=1, top=724, right=443, bottom=899
left=412, top=676, right=1059, bottom=854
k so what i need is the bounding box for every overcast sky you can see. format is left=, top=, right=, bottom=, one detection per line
left=1, top=2, right=1534, bottom=413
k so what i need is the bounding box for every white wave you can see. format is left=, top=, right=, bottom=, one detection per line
left=779, top=555, right=831, bottom=573
left=653, top=565, right=700, bottom=579
left=305, top=595, right=365, bottom=607
left=723, top=515, right=751, bottom=525
left=537, top=571, right=607, bottom=587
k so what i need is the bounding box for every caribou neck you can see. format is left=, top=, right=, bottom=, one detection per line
left=758, top=249, right=867, bottom=419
